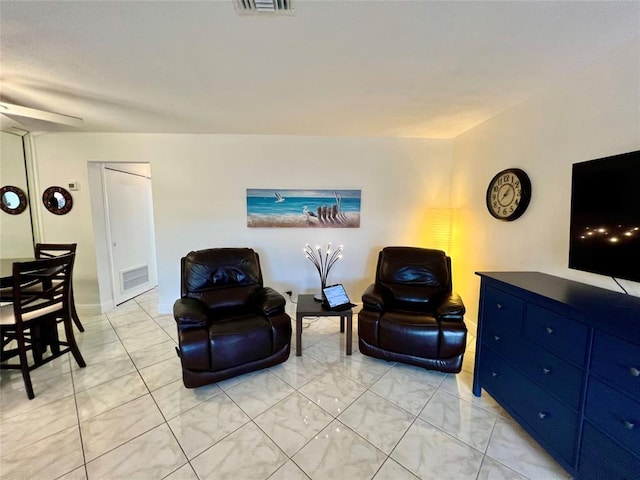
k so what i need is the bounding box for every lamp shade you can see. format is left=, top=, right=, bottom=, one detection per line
left=425, top=208, right=453, bottom=254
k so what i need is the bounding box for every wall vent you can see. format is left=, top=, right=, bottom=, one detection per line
left=121, top=265, right=149, bottom=292
left=234, top=0, right=294, bottom=14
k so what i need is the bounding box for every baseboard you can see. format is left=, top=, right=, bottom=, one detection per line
left=76, top=300, right=114, bottom=316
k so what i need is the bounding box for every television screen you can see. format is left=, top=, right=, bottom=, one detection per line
left=569, top=150, right=640, bottom=282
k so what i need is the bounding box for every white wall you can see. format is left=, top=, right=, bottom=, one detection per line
left=29, top=134, right=453, bottom=314
left=27, top=43, right=638, bottom=325
left=451, top=42, right=640, bottom=327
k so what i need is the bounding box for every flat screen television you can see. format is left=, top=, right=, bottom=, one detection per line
left=569, top=150, right=640, bottom=282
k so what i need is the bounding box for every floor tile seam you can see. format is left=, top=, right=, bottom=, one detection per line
left=159, top=461, right=194, bottom=480
left=358, top=386, right=420, bottom=420
left=150, top=380, right=224, bottom=423
left=150, top=311, right=174, bottom=329
left=115, top=322, right=170, bottom=342
left=73, top=350, right=132, bottom=370
left=216, top=371, right=261, bottom=393
left=70, top=359, right=142, bottom=396
left=0, top=411, right=81, bottom=460
left=382, top=410, right=442, bottom=475
left=284, top=416, right=391, bottom=479
left=105, top=308, right=155, bottom=325
left=76, top=333, right=121, bottom=347
left=322, top=365, right=371, bottom=390
left=436, top=383, right=501, bottom=416
left=104, top=311, right=151, bottom=323
left=113, top=324, right=168, bottom=341
left=292, top=384, right=343, bottom=420
left=123, top=336, right=178, bottom=360
left=101, top=314, right=164, bottom=397
left=263, top=461, right=301, bottom=480
left=414, top=415, right=490, bottom=457
left=266, top=364, right=327, bottom=391
left=154, top=391, right=198, bottom=476
left=68, top=371, right=90, bottom=480
left=392, top=366, right=446, bottom=387
left=427, top=386, right=501, bottom=419
left=0, top=374, right=76, bottom=422
left=475, top=452, right=532, bottom=480
left=182, top=404, right=254, bottom=464
left=325, top=366, right=375, bottom=390
left=414, top=406, right=496, bottom=456
left=6, top=425, right=86, bottom=480
left=74, top=323, right=156, bottom=419
left=77, top=389, right=163, bottom=434
left=249, top=414, right=319, bottom=464
left=482, top=414, right=557, bottom=479
left=408, top=381, right=440, bottom=419
left=227, top=386, right=296, bottom=422
left=76, top=388, right=150, bottom=424
left=81, top=416, right=168, bottom=467
left=331, top=414, right=396, bottom=458
left=0, top=375, right=74, bottom=421
left=479, top=408, right=500, bottom=456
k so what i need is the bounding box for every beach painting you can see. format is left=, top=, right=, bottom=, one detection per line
left=246, top=189, right=361, bottom=228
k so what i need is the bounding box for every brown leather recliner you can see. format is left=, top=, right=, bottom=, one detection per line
left=358, top=247, right=467, bottom=373
left=173, top=248, right=292, bottom=387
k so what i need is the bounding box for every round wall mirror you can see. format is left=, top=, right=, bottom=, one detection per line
left=42, top=186, right=73, bottom=215
left=0, top=185, right=28, bottom=215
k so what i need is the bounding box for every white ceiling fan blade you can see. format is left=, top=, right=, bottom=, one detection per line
left=0, top=102, right=83, bottom=128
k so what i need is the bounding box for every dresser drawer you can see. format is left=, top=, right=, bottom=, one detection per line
left=591, top=332, right=640, bottom=400
left=524, top=304, right=588, bottom=366
left=585, top=377, right=640, bottom=454
left=579, top=422, right=640, bottom=480
left=480, top=348, right=579, bottom=465
left=481, top=286, right=524, bottom=335
left=515, top=339, right=583, bottom=409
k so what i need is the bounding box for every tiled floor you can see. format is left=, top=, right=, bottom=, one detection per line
left=0, top=289, right=571, bottom=479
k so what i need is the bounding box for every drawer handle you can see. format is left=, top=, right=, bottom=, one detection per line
left=496, top=303, right=503, bottom=310
left=494, top=335, right=501, bottom=341
left=624, top=420, right=635, bottom=430
left=545, top=327, right=555, bottom=335
left=542, top=367, right=551, bottom=375
left=630, top=367, right=640, bottom=377
left=538, top=412, right=548, bottom=419
left=491, top=372, right=499, bottom=378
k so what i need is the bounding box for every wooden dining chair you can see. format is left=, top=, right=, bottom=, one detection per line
left=34, top=243, right=84, bottom=332
left=0, top=254, right=86, bottom=399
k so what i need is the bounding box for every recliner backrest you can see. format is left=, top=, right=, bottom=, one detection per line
left=376, top=247, right=451, bottom=311
left=181, top=248, right=263, bottom=310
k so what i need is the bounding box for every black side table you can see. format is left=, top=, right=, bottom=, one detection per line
left=295, top=294, right=353, bottom=356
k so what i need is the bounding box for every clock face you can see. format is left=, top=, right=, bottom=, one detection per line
left=486, top=168, right=531, bottom=221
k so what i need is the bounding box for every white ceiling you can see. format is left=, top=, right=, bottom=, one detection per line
left=1, top=0, right=638, bottom=138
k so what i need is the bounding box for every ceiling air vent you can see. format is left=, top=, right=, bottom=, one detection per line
left=234, top=0, right=294, bottom=14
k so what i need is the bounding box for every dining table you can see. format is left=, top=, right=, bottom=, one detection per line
left=0, top=257, right=35, bottom=289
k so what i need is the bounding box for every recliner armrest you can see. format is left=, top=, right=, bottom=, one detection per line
left=435, top=292, right=466, bottom=321
left=174, top=298, right=209, bottom=328
left=253, top=287, right=286, bottom=317
left=362, top=284, right=386, bottom=312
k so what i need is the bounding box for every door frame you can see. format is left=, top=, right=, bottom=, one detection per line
left=89, top=162, right=157, bottom=311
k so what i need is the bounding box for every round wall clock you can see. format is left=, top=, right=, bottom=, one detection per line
left=486, top=168, right=532, bottom=221
left=42, top=186, right=73, bottom=215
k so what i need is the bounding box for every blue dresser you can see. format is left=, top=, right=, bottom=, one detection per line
left=473, top=272, right=640, bottom=480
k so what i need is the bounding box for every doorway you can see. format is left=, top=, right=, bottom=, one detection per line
left=102, top=163, right=158, bottom=306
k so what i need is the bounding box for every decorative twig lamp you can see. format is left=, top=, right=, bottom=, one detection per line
left=304, top=243, right=343, bottom=301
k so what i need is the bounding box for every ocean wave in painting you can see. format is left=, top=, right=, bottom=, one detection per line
left=246, top=189, right=361, bottom=228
